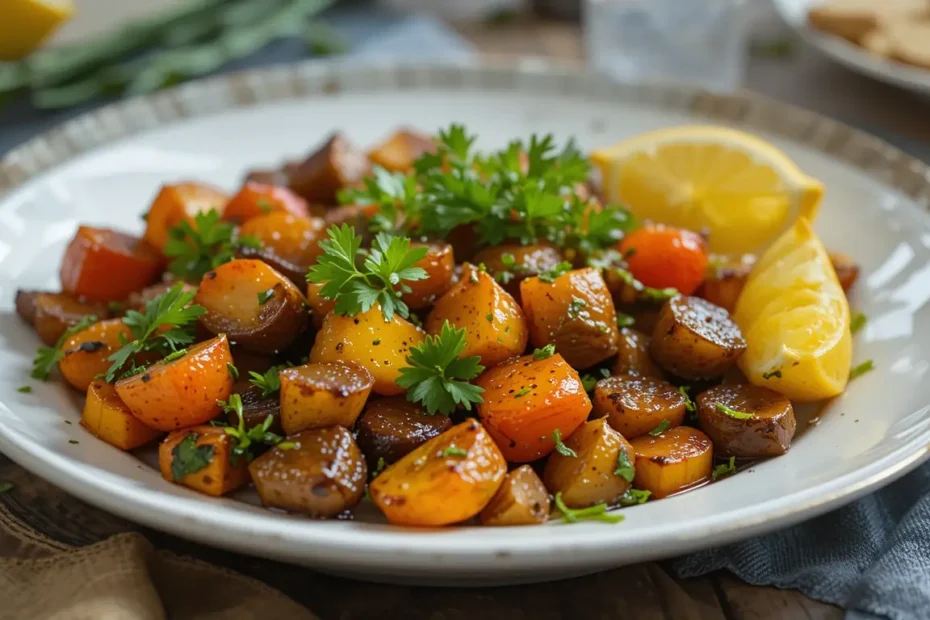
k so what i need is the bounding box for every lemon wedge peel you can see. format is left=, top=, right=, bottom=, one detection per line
left=0, top=0, right=75, bottom=61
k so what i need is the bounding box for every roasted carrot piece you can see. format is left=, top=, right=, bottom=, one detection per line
left=116, top=335, right=234, bottom=431
left=60, top=227, right=162, bottom=302
left=238, top=212, right=326, bottom=273
left=16, top=292, right=106, bottom=346
left=618, top=225, right=709, bottom=295
left=403, top=242, right=455, bottom=310
left=144, top=182, right=230, bottom=252
left=222, top=181, right=309, bottom=224
left=59, top=318, right=133, bottom=392
left=82, top=380, right=163, bottom=450
left=159, top=426, right=250, bottom=496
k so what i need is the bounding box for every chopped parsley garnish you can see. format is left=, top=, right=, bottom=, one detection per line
left=712, top=456, right=737, bottom=481
left=553, top=492, right=624, bottom=524
left=850, top=312, right=867, bottom=334
left=617, top=313, right=635, bottom=328
left=514, top=386, right=531, bottom=398
left=762, top=369, right=782, bottom=380
left=715, top=403, right=754, bottom=420
left=248, top=365, right=287, bottom=398
left=440, top=446, right=468, bottom=458
left=257, top=288, right=275, bottom=305
left=104, top=284, right=205, bottom=383
left=542, top=428, right=577, bottom=458
left=0, top=482, right=13, bottom=494
left=396, top=321, right=484, bottom=415
left=614, top=448, right=635, bottom=482
left=678, top=386, right=696, bottom=412
left=581, top=374, right=598, bottom=392
left=162, top=349, right=187, bottom=363
left=226, top=362, right=239, bottom=380
left=849, top=360, right=874, bottom=380
left=533, top=344, right=556, bottom=360
left=567, top=296, right=587, bottom=318
left=648, top=420, right=670, bottom=436
left=306, top=225, right=428, bottom=321
left=68, top=440, right=79, bottom=445
left=31, top=315, right=98, bottom=380
left=485, top=313, right=494, bottom=323
left=164, top=209, right=260, bottom=281
left=538, top=261, right=573, bottom=283
left=17, top=386, right=32, bottom=394
left=588, top=250, right=678, bottom=302
left=599, top=368, right=611, bottom=378
left=372, top=457, right=386, bottom=478
left=219, top=393, right=286, bottom=464
left=170, top=432, right=214, bottom=481
left=619, top=488, right=651, bottom=506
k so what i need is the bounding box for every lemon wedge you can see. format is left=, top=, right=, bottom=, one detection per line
left=0, top=0, right=74, bottom=61
left=733, top=218, right=851, bottom=402
left=590, top=125, right=824, bottom=255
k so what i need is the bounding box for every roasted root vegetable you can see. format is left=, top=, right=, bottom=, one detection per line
left=195, top=259, right=309, bottom=355
left=279, top=362, right=374, bottom=434
left=696, top=384, right=797, bottom=457
left=125, top=282, right=198, bottom=313
left=144, top=182, right=230, bottom=252
left=238, top=212, right=325, bottom=275
left=649, top=295, right=746, bottom=379
left=305, top=281, right=336, bottom=329
left=82, top=380, right=163, bottom=450
left=367, top=128, right=435, bottom=172
left=228, top=389, right=282, bottom=435
left=828, top=251, right=860, bottom=292
left=222, top=181, right=309, bottom=223
left=310, top=305, right=425, bottom=396
left=476, top=352, right=591, bottom=463
left=520, top=267, right=620, bottom=369
left=116, top=335, right=234, bottom=431
left=425, top=264, right=528, bottom=368
left=403, top=242, right=455, bottom=309
left=249, top=426, right=368, bottom=517
left=543, top=418, right=635, bottom=509
left=159, top=426, right=250, bottom=496
left=473, top=243, right=565, bottom=303
left=59, top=319, right=133, bottom=392
left=629, top=426, right=713, bottom=499
left=618, top=225, right=709, bottom=296
left=612, top=327, right=663, bottom=378
left=16, top=291, right=105, bottom=346
left=699, top=255, right=754, bottom=313
left=593, top=375, right=687, bottom=440
left=60, top=227, right=162, bottom=302
left=370, top=420, right=507, bottom=526
left=355, top=397, right=453, bottom=469
left=285, top=133, right=370, bottom=204
left=479, top=464, right=550, bottom=526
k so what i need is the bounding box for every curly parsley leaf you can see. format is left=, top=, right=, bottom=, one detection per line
left=170, top=432, right=214, bottom=481
left=218, top=393, right=285, bottom=464
left=554, top=492, right=624, bottom=524
left=533, top=344, right=556, bottom=360
left=619, top=488, right=651, bottom=506
left=248, top=365, right=289, bottom=398
left=538, top=261, right=573, bottom=283
left=542, top=428, right=577, bottom=458
left=396, top=320, right=485, bottom=415
left=31, top=315, right=98, bottom=380
left=614, top=448, right=635, bottom=482
left=712, top=456, right=737, bottom=481
left=164, top=209, right=261, bottom=281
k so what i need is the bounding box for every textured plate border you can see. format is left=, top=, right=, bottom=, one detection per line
left=2, top=59, right=930, bottom=580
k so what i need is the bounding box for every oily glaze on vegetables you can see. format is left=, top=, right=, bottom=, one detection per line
left=20, top=122, right=862, bottom=529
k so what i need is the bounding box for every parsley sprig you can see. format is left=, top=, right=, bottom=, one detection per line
left=712, top=456, right=737, bottom=481
left=553, top=492, right=624, bottom=524
left=164, top=209, right=261, bottom=281
left=31, top=315, right=98, bottom=380
left=171, top=432, right=214, bottom=481
left=543, top=428, right=577, bottom=458
left=307, top=225, right=428, bottom=321
left=614, top=448, right=635, bottom=482
left=248, top=364, right=289, bottom=397
left=396, top=321, right=485, bottom=415
left=219, top=393, right=289, bottom=464
left=104, top=283, right=205, bottom=382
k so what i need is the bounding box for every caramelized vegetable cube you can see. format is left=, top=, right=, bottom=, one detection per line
left=222, top=181, right=309, bottom=223
left=159, top=426, right=250, bottom=496
left=520, top=267, right=621, bottom=369
left=17, top=291, right=106, bottom=346
left=237, top=212, right=325, bottom=278
left=612, top=327, right=664, bottom=378
left=699, top=255, right=754, bottom=313
left=629, top=426, right=713, bottom=498
left=593, top=375, right=687, bottom=439
left=476, top=353, right=591, bottom=463
left=696, top=384, right=796, bottom=457
left=473, top=244, right=565, bottom=303
left=479, top=464, right=550, bottom=526
left=543, top=418, right=635, bottom=509
left=355, top=397, right=453, bottom=469
left=370, top=420, right=507, bottom=526
left=82, top=380, right=163, bottom=450
left=403, top=242, right=455, bottom=310
left=279, top=362, right=374, bottom=434
left=249, top=426, right=367, bottom=517
left=60, top=227, right=162, bottom=302
left=368, top=128, right=435, bottom=173
left=285, top=133, right=370, bottom=204
left=59, top=318, right=133, bottom=392
left=144, top=182, right=230, bottom=252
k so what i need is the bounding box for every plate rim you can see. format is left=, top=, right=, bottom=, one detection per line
left=3, top=58, right=930, bottom=576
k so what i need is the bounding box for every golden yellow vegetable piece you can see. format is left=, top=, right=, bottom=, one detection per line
left=82, top=380, right=163, bottom=451
left=593, top=375, right=687, bottom=440
left=59, top=318, right=133, bottom=393
left=629, top=426, right=713, bottom=499
left=479, top=465, right=550, bottom=526
left=159, top=426, right=250, bottom=497
left=279, top=362, right=374, bottom=435
left=612, top=327, right=664, bottom=378
left=0, top=0, right=74, bottom=61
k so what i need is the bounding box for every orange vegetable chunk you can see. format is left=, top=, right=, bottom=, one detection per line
left=60, top=227, right=162, bottom=302
left=82, top=380, right=163, bottom=450
left=144, top=182, right=230, bottom=252
left=222, top=181, right=309, bottom=223
left=159, top=426, right=250, bottom=496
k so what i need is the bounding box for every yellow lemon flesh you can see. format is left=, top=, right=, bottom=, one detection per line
left=591, top=125, right=824, bottom=255
left=0, top=0, right=74, bottom=61
left=733, top=218, right=851, bottom=402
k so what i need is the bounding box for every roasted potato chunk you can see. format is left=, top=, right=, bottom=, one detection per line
left=16, top=292, right=106, bottom=346
left=520, top=267, right=620, bottom=369
left=649, top=296, right=746, bottom=379
left=250, top=426, right=368, bottom=517
left=82, top=380, right=163, bottom=451
left=828, top=251, right=860, bottom=292
left=305, top=281, right=336, bottom=329
left=355, top=397, right=452, bottom=469
left=195, top=259, right=309, bottom=354
left=403, top=242, right=455, bottom=310
left=285, top=133, right=370, bottom=204
left=426, top=264, right=528, bottom=369
left=125, top=282, right=197, bottom=313
left=61, top=227, right=163, bottom=302
left=593, top=375, right=687, bottom=440
left=476, top=352, right=591, bottom=463
left=543, top=418, right=635, bottom=509
left=696, top=384, right=797, bottom=457
left=59, top=318, right=133, bottom=392
left=612, top=327, right=663, bottom=378
left=238, top=212, right=325, bottom=277
left=144, top=182, right=230, bottom=252
left=472, top=244, right=564, bottom=303
left=159, top=426, right=250, bottom=497
left=279, top=362, right=374, bottom=434
left=309, top=305, right=425, bottom=396
left=222, top=181, right=309, bottom=224
left=699, top=255, right=754, bottom=313
left=116, top=335, right=234, bottom=431
left=629, top=426, right=713, bottom=499
left=479, top=464, right=550, bottom=526
left=370, top=420, right=507, bottom=526
left=368, top=128, right=435, bottom=173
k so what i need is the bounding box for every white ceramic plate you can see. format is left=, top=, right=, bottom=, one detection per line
left=2, top=61, right=930, bottom=585
left=773, top=0, right=930, bottom=96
